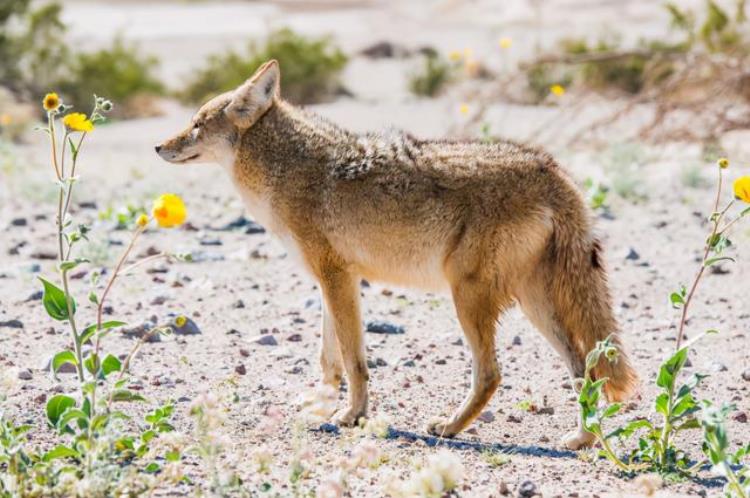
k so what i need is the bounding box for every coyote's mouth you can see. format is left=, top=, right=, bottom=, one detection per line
left=177, top=153, right=200, bottom=163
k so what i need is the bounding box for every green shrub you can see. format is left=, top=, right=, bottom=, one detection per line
left=0, top=1, right=68, bottom=96
left=408, top=53, right=455, bottom=97
left=181, top=28, right=348, bottom=105
left=58, top=38, right=164, bottom=116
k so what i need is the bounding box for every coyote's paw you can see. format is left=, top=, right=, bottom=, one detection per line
left=425, top=418, right=458, bottom=438
left=331, top=407, right=366, bottom=428
left=561, top=429, right=595, bottom=450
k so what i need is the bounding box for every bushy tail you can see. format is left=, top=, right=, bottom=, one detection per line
left=549, top=201, right=638, bottom=402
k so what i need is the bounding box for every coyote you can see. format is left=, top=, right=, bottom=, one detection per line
left=156, top=60, right=637, bottom=449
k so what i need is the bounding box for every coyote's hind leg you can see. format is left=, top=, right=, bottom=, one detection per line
left=426, top=273, right=508, bottom=437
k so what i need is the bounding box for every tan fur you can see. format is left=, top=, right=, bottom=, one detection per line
left=156, top=60, right=638, bottom=448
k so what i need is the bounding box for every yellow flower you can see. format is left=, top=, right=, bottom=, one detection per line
left=498, top=37, right=512, bottom=49
left=152, top=193, right=187, bottom=228
left=136, top=214, right=149, bottom=228
left=550, top=84, right=566, bottom=97
left=0, top=113, right=11, bottom=126
left=175, top=315, right=187, bottom=328
left=43, top=92, right=60, bottom=112
left=459, top=103, right=469, bottom=115
left=62, top=113, right=94, bottom=132
left=734, top=176, right=750, bottom=203
left=447, top=50, right=462, bottom=62
left=717, top=157, right=729, bottom=169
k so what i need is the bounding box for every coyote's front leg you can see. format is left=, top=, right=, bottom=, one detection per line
left=317, top=266, right=369, bottom=427
left=319, top=297, right=344, bottom=389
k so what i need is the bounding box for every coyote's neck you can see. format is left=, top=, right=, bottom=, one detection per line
left=238, top=100, right=351, bottom=174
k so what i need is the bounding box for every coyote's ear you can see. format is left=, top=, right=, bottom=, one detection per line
left=225, top=60, right=280, bottom=128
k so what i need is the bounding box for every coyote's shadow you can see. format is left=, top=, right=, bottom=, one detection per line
left=314, top=423, right=575, bottom=459
left=313, top=423, right=727, bottom=489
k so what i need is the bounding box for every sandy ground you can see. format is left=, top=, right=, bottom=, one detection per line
left=2, top=1, right=750, bottom=497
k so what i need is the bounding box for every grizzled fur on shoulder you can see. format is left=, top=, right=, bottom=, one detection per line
left=156, top=60, right=637, bottom=452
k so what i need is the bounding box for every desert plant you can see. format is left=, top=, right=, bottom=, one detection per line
left=181, top=28, right=348, bottom=105
left=700, top=401, right=750, bottom=497
left=576, top=158, right=750, bottom=479
left=408, top=53, right=456, bottom=97
left=0, top=93, right=190, bottom=497
left=57, top=38, right=164, bottom=115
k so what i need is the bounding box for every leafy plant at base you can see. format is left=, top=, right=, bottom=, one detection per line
left=701, top=402, right=750, bottom=497
left=0, top=93, right=190, bottom=496
left=576, top=158, right=750, bottom=481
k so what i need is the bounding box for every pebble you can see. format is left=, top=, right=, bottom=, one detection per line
left=199, top=238, right=223, bottom=246
left=166, top=315, right=202, bottom=335
left=742, top=369, right=750, bottom=381
left=17, top=369, right=32, bottom=380
left=245, top=221, right=266, bottom=234
left=232, top=299, right=245, bottom=309
left=478, top=410, right=495, bottom=423
left=733, top=412, right=748, bottom=423
left=402, top=360, right=416, bottom=367
left=235, top=364, right=247, bottom=375
left=518, top=480, right=537, bottom=497
left=239, top=348, right=250, bottom=357
left=624, top=247, right=640, bottom=260
left=512, top=335, right=522, bottom=346
left=11, top=217, right=27, bottom=226
left=287, top=333, right=302, bottom=342
left=0, top=319, right=23, bottom=329
left=255, top=335, right=278, bottom=346
left=365, top=320, right=405, bottom=334
left=121, top=321, right=161, bottom=342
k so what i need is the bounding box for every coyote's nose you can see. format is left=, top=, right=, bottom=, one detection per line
left=154, top=144, right=162, bottom=153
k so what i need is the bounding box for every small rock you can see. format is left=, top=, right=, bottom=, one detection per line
left=199, top=238, right=223, bottom=246
left=121, top=321, right=161, bottom=342
left=434, top=358, right=447, bottom=365
left=150, top=295, right=168, bottom=305
left=245, top=221, right=266, bottom=235
left=451, top=337, right=463, bottom=346
left=17, top=369, right=32, bottom=380
left=402, top=359, right=416, bottom=367
left=477, top=410, right=495, bottom=423
left=255, top=335, right=278, bottom=346
left=232, top=299, right=245, bottom=309
left=512, top=335, right=522, bottom=346
left=218, top=215, right=250, bottom=231
left=0, top=319, right=23, bottom=329
left=624, top=248, right=640, bottom=261
left=167, top=315, right=202, bottom=335
left=375, top=357, right=387, bottom=367
left=235, top=364, right=247, bottom=375
left=507, top=414, right=522, bottom=423
left=10, top=217, right=27, bottom=227
left=287, top=333, right=302, bottom=342
left=518, top=480, right=537, bottom=497
left=710, top=362, right=728, bottom=373
left=365, top=321, right=405, bottom=334
left=741, top=369, right=750, bottom=381
left=239, top=348, right=250, bottom=357
left=34, top=393, right=47, bottom=404
left=304, top=297, right=321, bottom=310
left=733, top=412, right=748, bottom=423
left=319, top=423, right=340, bottom=434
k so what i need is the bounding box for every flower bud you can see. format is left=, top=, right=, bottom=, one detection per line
left=717, top=157, right=729, bottom=169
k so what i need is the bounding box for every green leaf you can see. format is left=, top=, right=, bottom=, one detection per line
left=39, top=277, right=76, bottom=321
left=42, top=444, right=80, bottom=462
left=79, top=320, right=126, bottom=345
left=601, top=403, right=622, bottom=419
left=46, top=395, right=76, bottom=427
left=101, top=354, right=122, bottom=377
left=88, top=291, right=99, bottom=305
left=56, top=408, right=88, bottom=433
left=110, top=389, right=146, bottom=403
left=656, top=347, right=688, bottom=389
left=669, top=292, right=685, bottom=308
left=606, top=418, right=652, bottom=440
left=84, top=353, right=100, bottom=376
left=655, top=392, right=670, bottom=416
left=704, top=256, right=735, bottom=267
left=51, top=350, right=78, bottom=377
left=145, top=462, right=160, bottom=473
left=166, top=450, right=180, bottom=462
left=59, top=258, right=89, bottom=272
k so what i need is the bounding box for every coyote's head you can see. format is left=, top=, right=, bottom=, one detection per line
left=155, top=60, right=280, bottom=165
